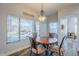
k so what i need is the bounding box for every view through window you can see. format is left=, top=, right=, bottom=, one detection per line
left=7, top=16, right=19, bottom=43
left=35, top=21, right=40, bottom=37
left=7, top=16, right=34, bottom=43
left=49, top=23, right=58, bottom=34
left=20, top=18, right=33, bottom=40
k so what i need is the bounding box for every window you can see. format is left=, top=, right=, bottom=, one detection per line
left=7, top=15, right=34, bottom=43
left=7, top=16, right=19, bottom=43
left=49, top=23, right=58, bottom=34
left=35, top=21, right=40, bottom=37
left=67, top=17, right=77, bottom=35
left=20, top=18, right=33, bottom=40
left=74, top=18, right=77, bottom=35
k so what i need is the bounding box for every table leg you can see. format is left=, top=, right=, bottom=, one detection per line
left=43, top=44, right=49, bottom=55
left=45, top=45, right=53, bottom=56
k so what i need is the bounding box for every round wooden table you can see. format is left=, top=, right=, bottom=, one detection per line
left=36, top=37, right=58, bottom=55
left=36, top=37, right=57, bottom=45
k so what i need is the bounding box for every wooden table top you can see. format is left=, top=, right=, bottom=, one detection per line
left=36, top=37, right=57, bottom=45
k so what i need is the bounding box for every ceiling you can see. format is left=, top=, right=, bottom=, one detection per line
left=19, top=3, right=78, bottom=16
left=0, top=3, right=78, bottom=16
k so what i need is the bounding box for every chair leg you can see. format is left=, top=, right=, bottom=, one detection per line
left=50, top=52, right=53, bottom=55
left=61, top=51, right=64, bottom=56
left=30, top=50, right=32, bottom=56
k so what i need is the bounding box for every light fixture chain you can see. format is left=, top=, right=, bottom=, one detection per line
left=41, top=3, right=44, bottom=16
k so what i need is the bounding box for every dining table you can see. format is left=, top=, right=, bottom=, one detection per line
left=36, top=37, right=58, bottom=55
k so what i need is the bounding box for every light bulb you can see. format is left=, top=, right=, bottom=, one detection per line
left=38, top=16, right=46, bottom=21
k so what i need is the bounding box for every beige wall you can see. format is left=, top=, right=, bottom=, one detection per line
left=1, top=4, right=79, bottom=56
left=0, top=5, right=36, bottom=55
left=0, top=4, right=49, bottom=55
left=39, top=21, right=48, bottom=37
left=47, top=13, right=58, bottom=22
left=58, top=5, right=79, bottom=53
left=47, top=13, right=58, bottom=34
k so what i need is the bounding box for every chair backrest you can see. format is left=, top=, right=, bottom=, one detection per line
left=32, top=38, right=37, bottom=49
left=28, top=37, right=37, bottom=49
left=59, top=35, right=67, bottom=56
left=48, top=33, right=58, bottom=38
left=28, top=37, right=38, bottom=55
left=48, top=33, right=53, bottom=38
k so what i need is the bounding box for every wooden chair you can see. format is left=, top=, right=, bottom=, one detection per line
left=48, top=44, right=64, bottom=56
left=29, top=37, right=46, bottom=56
left=48, top=33, right=64, bottom=56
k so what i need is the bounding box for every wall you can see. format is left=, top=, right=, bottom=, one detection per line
left=39, top=21, right=48, bottom=37
left=58, top=5, right=79, bottom=55
left=47, top=13, right=58, bottom=34
left=0, top=4, right=48, bottom=55
left=47, top=13, right=58, bottom=23
left=0, top=4, right=37, bottom=55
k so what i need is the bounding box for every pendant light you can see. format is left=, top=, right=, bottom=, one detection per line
left=38, top=3, right=46, bottom=21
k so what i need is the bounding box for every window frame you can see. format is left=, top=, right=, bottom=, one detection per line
left=20, top=18, right=34, bottom=40
left=6, top=15, right=20, bottom=44
left=49, top=22, right=58, bottom=34
left=6, top=15, right=35, bottom=44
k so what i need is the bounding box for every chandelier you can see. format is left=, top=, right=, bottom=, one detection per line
left=38, top=3, right=46, bottom=21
